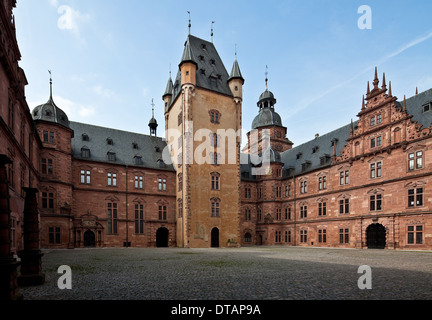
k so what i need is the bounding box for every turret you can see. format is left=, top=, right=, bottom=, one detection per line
left=179, top=36, right=197, bottom=87
left=162, top=73, right=173, bottom=113
left=228, top=55, right=244, bottom=104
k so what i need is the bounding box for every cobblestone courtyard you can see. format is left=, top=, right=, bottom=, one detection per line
left=18, top=247, right=432, bottom=300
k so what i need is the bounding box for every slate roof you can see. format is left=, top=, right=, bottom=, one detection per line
left=241, top=88, right=432, bottom=180
left=69, top=121, right=174, bottom=171
left=32, top=96, right=70, bottom=129
left=169, top=35, right=233, bottom=109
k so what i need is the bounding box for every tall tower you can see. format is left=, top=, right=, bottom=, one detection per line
left=164, top=34, right=243, bottom=248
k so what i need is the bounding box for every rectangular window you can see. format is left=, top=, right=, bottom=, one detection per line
left=339, top=199, right=349, bottom=214
left=158, top=178, right=167, bottom=191
left=43, top=131, right=49, bottom=142
left=371, top=162, right=382, bottom=179
left=300, top=206, right=307, bottom=219
left=178, top=200, right=183, bottom=218
left=318, top=202, right=327, bottom=216
left=409, top=151, right=423, bottom=171
left=135, top=176, right=143, bottom=189
left=370, top=194, right=382, bottom=211
left=318, top=229, right=327, bottom=243
left=339, top=228, right=349, bottom=244
left=42, top=159, right=53, bottom=175
left=340, top=171, right=349, bottom=185
left=108, top=203, right=118, bottom=234
left=377, top=136, right=382, bottom=147
left=80, top=170, right=91, bottom=184
left=408, top=188, right=423, bottom=207
left=49, top=227, right=61, bottom=244
left=134, top=204, right=144, bottom=234
left=300, top=230, right=307, bottom=243
left=50, top=132, right=55, bottom=143
left=300, top=181, right=307, bottom=194
left=370, top=117, right=375, bottom=127
left=371, top=138, right=375, bottom=148
left=377, top=114, right=382, bottom=124
left=108, top=173, right=117, bottom=186
left=42, top=192, right=54, bottom=209
left=158, top=205, right=167, bottom=221
left=211, top=201, right=220, bottom=217
left=408, top=225, right=423, bottom=244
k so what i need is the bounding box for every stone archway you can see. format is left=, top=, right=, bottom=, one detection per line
left=156, top=227, right=169, bottom=248
left=211, top=227, right=219, bottom=248
left=366, top=223, right=386, bottom=249
left=84, top=230, right=96, bottom=247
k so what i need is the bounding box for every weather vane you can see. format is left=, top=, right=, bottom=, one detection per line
left=151, top=98, right=155, bottom=118
left=211, top=21, right=215, bottom=42
left=265, top=65, right=269, bottom=90
left=187, top=11, right=191, bottom=35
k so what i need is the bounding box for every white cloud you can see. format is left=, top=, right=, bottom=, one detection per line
left=57, top=5, right=90, bottom=38
left=48, top=0, right=59, bottom=7
left=92, top=85, right=115, bottom=99
left=52, top=95, right=96, bottom=120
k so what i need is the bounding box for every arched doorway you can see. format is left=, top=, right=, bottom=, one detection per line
left=366, top=223, right=386, bottom=249
left=84, top=230, right=96, bottom=247
left=156, top=227, right=169, bottom=248
left=211, top=228, right=219, bottom=248
left=244, top=232, right=252, bottom=245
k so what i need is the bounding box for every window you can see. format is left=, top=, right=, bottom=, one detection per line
left=211, top=199, right=220, bottom=217
left=158, top=205, right=167, bottom=221
left=371, top=138, right=376, bottom=148
left=370, top=194, right=382, bottom=211
left=244, top=233, right=252, bottom=243
left=210, top=152, right=221, bottom=165
left=81, top=148, right=90, bottom=159
left=135, top=204, right=144, bottom=234
left=135, top=176, right=143, bottom=189
left=134, top=156, right=143, bottom=166
left=300, top=181, right=307, bottom=194
left=339, top=229, right=349, bottom=244
left=178, top=111, right=183, bottom=126
left=42, top=158, right=53, bottom=175
left=318, top=202, right=327, bottom=216
left=370, top=117, right=375, bottom=127
left=257, top=188, right=262, bottom=199
left=211, top=173, right=220, bottom=190
left=408, top=225, right=423, bottom=244
left=49, top=227, right=61, bottom=244
left=244, top=188, right=251, bottom=199
left=178, top=199, right=183, bottom=218
left=370, top=162, right=382, bottom=179
left=300, top=206, right=307, bottom=219
left=107, top=173, right=117, bottom=187
left=339, top=199, right=350, bottom=214
left=285, top=207, right=291, bottom=220
left=275, top=231, right=281, bottom=243
left=340, top=171, right=349, bottom=185
left=377, top=136, right=382, bottom=147
left=82, top=134, right=89, bottom=141
left=276, top=208, right=281, bottom=220
left=42, top=192, right=54, bottom=209
left=107, top=202, right=118, bottom=234
left=275, top=186, right=281, bottom=198
left=285, top=231, right=291, bottom=243
left=107, top=152, right=116, bottom=161
left=257, top=209, right=262, bottom=221
left=300, top=230, right=307, bottom=243
left=245, top=209, right=251, bottom=221
left=158, top=178, right=167, bottom=191
left=318, top=229, right=327, bottom=243
left=423, top=102, right=431, bottom=113
left=408, top=151, right=423, bottom=171
left=107, top=138, right=113, bottom=145
left=209, top=110, right=221, bottom=124
left=80, top=170, right=91, bottom=184
left=408, top=188, right=423, bottom=207
left=43, top=131, right=49, bottom=142
left=318, top=176, right=327, bottom=190
left=377, top=114, right=382, bottom=124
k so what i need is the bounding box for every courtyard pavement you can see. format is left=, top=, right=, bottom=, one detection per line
left=17, top=246, right=432, bottom=300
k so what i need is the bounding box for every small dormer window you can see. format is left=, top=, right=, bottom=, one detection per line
left=107, top=138, right=113, bottom=145
left=201, top=44, right=207, bottom=51
left=33, top=110, right=38, bottom=117
left=107, top=152, right=116, bottom=162
left=423, top=102, right=431, bottom=113
left=198, top=55, right=204, bottom=61
left=210, top=59, right=215, bottom=66
left=81, top=147, right=90, bottom=159
left=82, top=134, right=89, bottom=142
left=134, top=156, right=143, bottom=165
left=132, top=142, right=138, bottom=149
left=209, top=76, right=217, bottom=87
left=296, top=153, right=302, bottom=160
left=45, top=110, right=52, bottom=116
left=200, top=69, right=206, bottom=75
left=158, top=159, right=166, bottom=168
left=155, top=146, right=161, bottom=153
left=312, top=146, right=319, bottom=154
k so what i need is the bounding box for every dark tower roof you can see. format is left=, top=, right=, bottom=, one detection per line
left=31, top=76, right=70, bottom=129
left=163, top=75, right=174, bottom=98
left=228, top=57, right=244, bottom=84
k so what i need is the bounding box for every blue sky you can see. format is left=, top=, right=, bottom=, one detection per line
left=14, top=0, right=432, bottom=147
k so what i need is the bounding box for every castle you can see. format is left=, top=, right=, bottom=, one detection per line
left=2, top=1, right=432, bottom=255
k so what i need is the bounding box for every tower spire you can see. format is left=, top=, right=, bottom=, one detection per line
left=367, top=81, right=370, bottom=95
left=389, top=81, right=392, bottom=96
left=265, top=65, right=269, bottom=91
left=187, top=11, right=191, bottom=35
left=362, top=95, right=365, bottom=110
left=48, top=70, right=53, bottom=100
left=373, top=66, right=379, bottom=89
left=382, top=72, right=386, bottom=90
left=403, top=95, right=407, bottom=112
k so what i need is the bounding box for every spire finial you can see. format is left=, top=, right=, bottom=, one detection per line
left=187, top=11, right=191, bottom=35
left=211, top=21, right=215, bottom=42
left=362, top=95, right=365, bottom=110
left=389, top=81, right=392, bottom=96
left=151, top=98, right=155, bottom=118
left=265, top=65, right=269, bottom=90
left=48, top=70, right=53, bottom=99
left=367, top=81, right=370, bottom=95
left=373, top=66, right=379, bottom=88
left=382, top=72, right=386, bottom=90
left=416, top=87, right=418, bottom=95
left=403, top=95, right=407, bottom=112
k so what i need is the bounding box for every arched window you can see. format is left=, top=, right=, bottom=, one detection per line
left=244, top=232, right=252, bottom=243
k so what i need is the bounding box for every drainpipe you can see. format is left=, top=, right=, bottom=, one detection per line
left=293, top=173, right=297, bottom=247
left=125, top=164, right=129, bottom=247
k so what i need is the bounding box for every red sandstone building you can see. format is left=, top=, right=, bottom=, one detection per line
left=2, top=1, right=432, bottom=254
